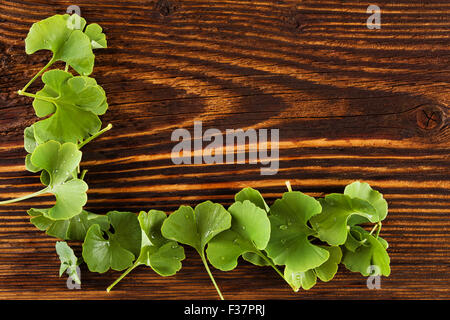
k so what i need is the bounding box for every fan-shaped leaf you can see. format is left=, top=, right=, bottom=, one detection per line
left=206, top=200, right=270, bottom=271
left=30, top=141, right=87, bottom=220
left=82, top=211, right=141, bottom=273
left=341, top=226, right=390, bottom=277
left=25, top=14, right=95, bottom=75
left=344, top=181, right=388, bottom=225
left=136, top=210, right=185, bottom=276
left=32, top=69, right=107, bottom=144
left=265, top=191, right=329, bottom=273
left=284, top=246, right=342, bottom=291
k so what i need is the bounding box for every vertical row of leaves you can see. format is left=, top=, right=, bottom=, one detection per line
left=0, top=13, right=116, bottom=281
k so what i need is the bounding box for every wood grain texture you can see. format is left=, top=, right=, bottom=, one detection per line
left=0, top=0, right=449, bottom=300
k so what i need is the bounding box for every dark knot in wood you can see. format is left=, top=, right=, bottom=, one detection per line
left=416, top=104, right=444, bottom=131
left=155, top=0, right=178, bottom=17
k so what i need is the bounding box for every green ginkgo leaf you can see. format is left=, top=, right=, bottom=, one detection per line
left=161, top=201, right=231, bottom=300
left=310, top=194, right=378, bottom=246
left=107, top=210, right=185, bottom=292
left=344, top=181, right=388, bottom=225
left=284, top=246, right=342, bottom=291
left=55, top=241, right=81, bottom=284
left=161, top=202, right=231, bottom=254
left=30, top=140, right=88, bottom=220
left=265, top=191, right=329, bottom=273
left=28, top=208, right=109, bottom=240
left=234, top=187, right=269, bottom=212
left=206, top=200, right=271, bottom=271
left=341, top=226, right=390, bottom=277
left=25, top=14, right=94, bottom=75
left=84, top=23, right=107, bottom=49
left=32, top=69, right=107, bottom=144
left=82, top=211, right=141, bottom=273
left=137, top=210, right=185, bottom=275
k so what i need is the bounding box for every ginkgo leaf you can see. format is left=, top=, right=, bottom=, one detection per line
left=206, top=200, right=271, bottom=271
left=136, top=210, right=184, bottom=276
left=30, top=140, right=88, bottom=220
left=309, top=194, right=378, bottom=246
left=161, top=201, right=231, bottom=300
left=234, top=187, right=269, bottom=212
left=25, top=14, right=95, bottom=75
left=284, top=246, right=342, bottom=291
left=265, top=191, right=330, bottom=273
left=84, top=23, right=107, bottom=49
left=55, top=241, right=81, bottom=284
left=107, top=210, right=185, bottom=292
left=344, top=181, right=388, bottom=225
left=28, top=208, right=109, bottom=241
left=32, top=69, right=107, bottom=144
left=161, top=201, right=231, bottom=254
left=82, top=211, right=141, bottom=273
left=341, top=226, right=390, bottom=277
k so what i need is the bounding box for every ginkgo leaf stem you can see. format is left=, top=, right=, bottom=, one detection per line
left=78, top=123, right=113, bottom=149
left=80, top=169, right=88, bottom=180
left=200, top=252, right=224, bottom=300
left=0, top=187, right=50, bottom=205
left=361, top=222, right=382, bottom=245
left=17, top=90, right=56, bottom=104
left=106, top=260, right=139, bottom=292
left=256, top=250, right=296, bottom=291
left=368, top=223, right=379, bottom=236
left=374, top=222, right=382, bottom=239
left=20, top=56, right=56, bottom=93
left=285, top=181, right=292, bottom=192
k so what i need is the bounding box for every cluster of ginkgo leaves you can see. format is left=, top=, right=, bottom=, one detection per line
left=0, top=13, right=391, bottom=300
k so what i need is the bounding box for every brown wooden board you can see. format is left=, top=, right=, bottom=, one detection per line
left=0, top=0, right=448, bottom=300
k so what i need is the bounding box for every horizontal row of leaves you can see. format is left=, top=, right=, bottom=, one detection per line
left=42, top=181, right=391, bottom=293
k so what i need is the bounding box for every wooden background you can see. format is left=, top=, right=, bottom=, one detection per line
left=0, top=0, right=448, bottom=300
